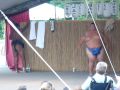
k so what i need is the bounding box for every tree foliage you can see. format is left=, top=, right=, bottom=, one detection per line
left=0, top=21, right=5, bottom=40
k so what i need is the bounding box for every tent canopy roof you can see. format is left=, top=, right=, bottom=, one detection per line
left=0, top=0, right=51, bottom=19
left=0, top=0, right=29, bottom=10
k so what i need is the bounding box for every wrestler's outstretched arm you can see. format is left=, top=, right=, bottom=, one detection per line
left=74, top=36, right=86, bottom=55
left=77, top=36, right=86, bottom=48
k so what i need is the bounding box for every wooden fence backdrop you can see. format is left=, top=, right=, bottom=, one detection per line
left=24, top=20, right=120, bottom=72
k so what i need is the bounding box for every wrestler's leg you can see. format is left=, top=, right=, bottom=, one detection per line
left=12, top=44, right=18, bottom=71
left=21, top=46, right=26, bottom=71
left=16, top=51, right=19, bottom=72
left=97, top=48, right=104, bottom=61
left=15, top=44, right=25, bottom=71
left=86, top=48, right=96, bottom=76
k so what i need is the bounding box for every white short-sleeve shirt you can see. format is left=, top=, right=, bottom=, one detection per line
left=81, top=73, right=117, bottom=90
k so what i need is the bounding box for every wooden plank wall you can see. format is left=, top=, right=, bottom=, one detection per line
left=24, top=20, right=120, bottom=72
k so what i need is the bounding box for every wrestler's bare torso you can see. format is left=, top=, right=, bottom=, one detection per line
left=85, top=30, right=102, bottom=48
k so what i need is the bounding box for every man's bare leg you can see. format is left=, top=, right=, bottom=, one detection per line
left=88, top=59, right=96, bottom=76
left=97, top=48, right=104, bottom=61
left=86, top=48, right=96, bottom=76
left=16, top=52, right=19, bottom=73
left=19, top=47, right=25, bottom=71
left=12, top=45, right=18, bottom=72
left=14, top=50, right=19, bottom=72
left=16, top=44, right=25, bottom=72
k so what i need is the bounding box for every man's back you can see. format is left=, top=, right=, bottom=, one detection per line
left=81, top=73, right=115, bottom=90
left=90, top=75, right=113, bottom=90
